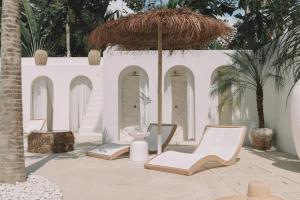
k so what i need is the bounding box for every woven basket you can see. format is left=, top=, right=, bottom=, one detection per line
left=88, top=50, right=101, bottom=65
left=251, top=128, right=273, bottom=150
left=34, top=50, right=48, bottom=65
left=28, top=131, right=74, bottom=153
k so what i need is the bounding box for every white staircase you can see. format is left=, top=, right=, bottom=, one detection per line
left=79, top=66, right=103, bottom=135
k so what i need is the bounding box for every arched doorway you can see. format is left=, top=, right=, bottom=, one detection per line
left=31, top=76, right=54, bottom=130
left=211, top=67, right=233, bottom=125
left=164, top=66, right=195, bottom=141
left=118, top=66, right=149, bottom=141
left=70, top=76, right=93, bottom=133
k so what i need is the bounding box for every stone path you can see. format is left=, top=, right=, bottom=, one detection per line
left=25, top=135, right=300, bottom=200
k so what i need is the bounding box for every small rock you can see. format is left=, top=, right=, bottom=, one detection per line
left=0, top=174, right=62, bottom=200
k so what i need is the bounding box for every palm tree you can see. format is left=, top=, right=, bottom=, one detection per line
left=21, top=0, right=58, bottom=57
left=276, top=1, right=300, bottom=85
left=0, top=0, right=26, bottom=183
left=211, top=42, right=284, bottom=128
left=231, top=0, right=297, bottom=50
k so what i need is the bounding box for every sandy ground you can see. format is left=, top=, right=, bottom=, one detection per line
left=25, top=135, right=300, bottom=200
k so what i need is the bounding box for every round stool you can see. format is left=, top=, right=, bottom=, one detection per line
left=129, top=131, right=149, bottom=162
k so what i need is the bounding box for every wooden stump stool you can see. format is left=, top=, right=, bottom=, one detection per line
left=28, top=131, right=75, bottom=153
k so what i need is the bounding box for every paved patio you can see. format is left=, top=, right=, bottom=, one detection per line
left=25, top=135, right=300, bottom=200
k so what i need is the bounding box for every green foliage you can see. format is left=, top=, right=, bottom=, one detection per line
left=184, top=0, right=239, bottom=17
left=18, top=0, right=67, bottom=57
left=22, top=0, right=38, bottom=38
left=209, top=40, right=227, bottom=50
left=211, top=46, right=281, bottom=102
left=153, top=0, right=185, bottom=9
left=20, top=0, right=60, bottom=56
left=274, top=0, right=300, bottom=93
left=68, top=0, right=121, bottom=56
left=231, top=0, right=297, bottom=50
left=211, top=40, right=285, bottom=128
left=166, top=0, right=186, bottom=8
left=125, top=0, right=239, bottom=14
left=1, top=0, right=298, bottom=56
left=1, top=0, right=121, bottom=57
left=124, top=0, right=145, bottom=12
left=95, top=0, right=298, bottom=53
left=167, top=0, right=179, bottom=8
left=34, top=0, right=67, bottom=56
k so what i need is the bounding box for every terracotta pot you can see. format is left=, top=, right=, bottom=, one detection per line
left=88, top=50, right=101, bottom=65
left=251, top=128, right=273, bottom=150
left=248, top=122, right=258, bottom=146
left=34, top=50, right=48, bottom=65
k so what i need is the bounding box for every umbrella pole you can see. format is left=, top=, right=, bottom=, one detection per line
left=157, top=21, right=163, bottom=155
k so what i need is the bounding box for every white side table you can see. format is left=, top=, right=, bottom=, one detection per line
left=129, top=131, right=149, bottom=162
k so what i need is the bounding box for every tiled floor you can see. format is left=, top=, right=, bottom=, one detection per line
left=25, top=135, right=300, bottom=200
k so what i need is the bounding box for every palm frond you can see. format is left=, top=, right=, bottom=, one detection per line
left=20, top=0, right=60, bottom=57
left=211, top=40, right=286, bottom=114
left=167, top=0, right=181, bottom=8
left=21, top=0, right=39, bottom=39
left=262, top=73, right=286, bottom=91
left=275, top=0, right=300, bottom=83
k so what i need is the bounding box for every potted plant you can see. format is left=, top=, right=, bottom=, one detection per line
left=211, top=42, right=284, bottom=150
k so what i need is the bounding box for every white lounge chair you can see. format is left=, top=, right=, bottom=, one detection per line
left=24, top=119, right=46, bottom=136
left=144, top=125, right=246, bottom=176
left=86, top=143, right=130, bottom=160
left=145, top=123, right=177, bottom=153
left=86, top=124, right=177, bottom=160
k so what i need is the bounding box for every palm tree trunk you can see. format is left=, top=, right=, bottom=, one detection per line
left=157, top=21, right=163, bottom=154
left=256, top=84, right=265, bottom=128
left=0, top=0, right=26, bottom=183
left=66, top=13, right=71, bottom=57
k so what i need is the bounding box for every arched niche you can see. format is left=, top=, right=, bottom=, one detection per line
left=69, top=76, right=93, bottom=133
left=118, top=66, right=149, bottom=141
left=164, top=66, right=195, bottom=142
left=211, top=66, right=233, bottom=125
left=31, top=76, right=54, bottom=130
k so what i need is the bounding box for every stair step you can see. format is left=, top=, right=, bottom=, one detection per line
left=82, top=119, right=98, bottom=124
left=80, top=66, right=103, bottom=132
left=84, top=110, right=101, bottom=115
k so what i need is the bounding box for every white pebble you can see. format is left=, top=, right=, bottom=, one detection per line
left=0, top=174, right=62, bottom=200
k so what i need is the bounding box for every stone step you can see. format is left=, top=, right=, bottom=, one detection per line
left=81, top=119, right=98, bottom=125
left=79, top=66, right=103, bottom=134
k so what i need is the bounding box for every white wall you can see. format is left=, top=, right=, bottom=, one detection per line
left=101, top=49, right=298, bottom=155
left=0, top=51, right=297, bottom=155
left=238, top=71, right=297, bottom=155
left=102, top=50, right=233, bottom=142
left=263, top=77, right=297, bottom=154
left=21, top=58, right=101, bottom=132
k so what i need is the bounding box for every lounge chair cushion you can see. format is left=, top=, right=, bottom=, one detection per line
left=87, top=124, right=177, bottom=160
left=145, top=126, right=246, bottom=175
left=147, top=151, right=201, bottom=170
left=194, top=126, right=244, bottom=161
left=24, top=119, right=46, bottom=134
left=145, top=124, right=177, bottom=152
left=87, top=143, right=129, bottom=157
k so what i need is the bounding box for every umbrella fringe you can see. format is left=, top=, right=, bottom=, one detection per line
left=88, top=8, right=232, bottom=50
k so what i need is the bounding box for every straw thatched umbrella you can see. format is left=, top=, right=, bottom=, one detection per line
left=89, top=8, right=232, bottom=154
